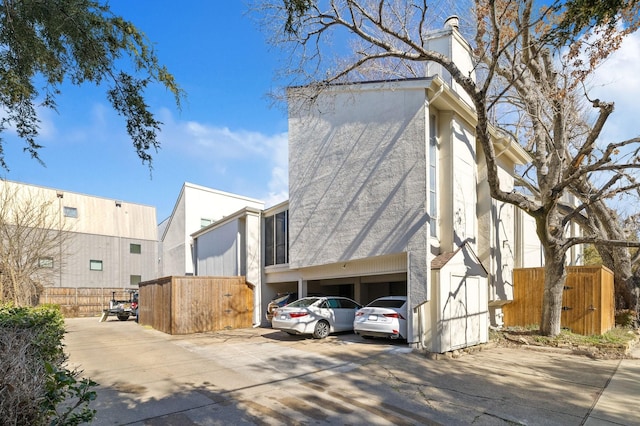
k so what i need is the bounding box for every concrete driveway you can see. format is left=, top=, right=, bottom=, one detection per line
left=64, top=317, right=640, bottom=425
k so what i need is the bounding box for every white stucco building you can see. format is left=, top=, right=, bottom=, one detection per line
left=158, top=182, right=264, bottom=277
left=188, top=20, right=586, bottom=352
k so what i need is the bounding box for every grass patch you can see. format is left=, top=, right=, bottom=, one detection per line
left=491, top=325, right=640, bottom=358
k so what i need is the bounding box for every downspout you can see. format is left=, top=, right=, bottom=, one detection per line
left=254, top=209, right=263, bottom=328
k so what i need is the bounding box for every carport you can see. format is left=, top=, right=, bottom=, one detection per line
left=263, top=253, right=408, bottom=326
left=263, top=274, right=406, bottom=307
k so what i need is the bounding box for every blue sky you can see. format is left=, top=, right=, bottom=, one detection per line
left=1, top=1, right=289, bottom=221
left=1, top=2, right=639, bottom=222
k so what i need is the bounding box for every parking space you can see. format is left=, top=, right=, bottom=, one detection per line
left=64, top=317, right=634, bottom=425
left=65, top=318, right=415, bottom=425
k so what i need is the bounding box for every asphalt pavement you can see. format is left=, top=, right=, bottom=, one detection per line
left=63, top=317, right=640, bottom=425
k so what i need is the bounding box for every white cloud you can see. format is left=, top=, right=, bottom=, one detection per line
left=0, top=103, right=58, bottom=141
left=156, top=108, right=289, bottom=205
left=589, top=30, right=640, bottom=142
left=591, top=31, right=640, bottom=100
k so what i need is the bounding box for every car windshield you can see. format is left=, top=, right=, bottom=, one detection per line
left=287, top=297, right=321, bottom=308
left=272, top=294, right=291, bottom=304
left=368, top=299, right=405, bottom=308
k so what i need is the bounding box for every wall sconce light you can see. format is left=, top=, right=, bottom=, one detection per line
left=56, top=191, right=63, bottom=199
left=115, top=200, right=122, bottom=207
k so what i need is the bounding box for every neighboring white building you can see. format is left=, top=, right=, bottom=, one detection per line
left=158, top=182, right=264, bottom=277
left=191, top=206, right=263, bottom=325
left=0, top=179, right=158, bottom=289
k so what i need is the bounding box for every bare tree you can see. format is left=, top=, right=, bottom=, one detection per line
left=257, top=0, right=640, bottom=335
left=0, top=181, right=72, bottom=306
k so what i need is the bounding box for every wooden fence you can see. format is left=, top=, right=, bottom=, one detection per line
left=503, top=266, right=615, bottom=335
left=40, top=287, right=138, bottom=317
left=138, top=276, right=253, bottom=335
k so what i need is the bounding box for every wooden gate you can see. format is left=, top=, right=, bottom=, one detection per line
left=503, top=266, right=614, bottom=335
left=138, top=276, right=253, bottom=335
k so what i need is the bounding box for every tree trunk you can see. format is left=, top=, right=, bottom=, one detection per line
left=540, top=245, right=568, bottom=336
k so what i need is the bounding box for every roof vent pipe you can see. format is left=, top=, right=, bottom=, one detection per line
left=444, top=15, right=459, bottom=30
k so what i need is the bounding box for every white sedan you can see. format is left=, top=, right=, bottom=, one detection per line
left=271, top=296, right=362, bottom=339
left=353, top=296, right=408, bottom=340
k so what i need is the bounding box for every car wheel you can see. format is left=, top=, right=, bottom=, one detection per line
left=312, top=320, right=330, bottom=339
left=116, top=314, right=129, bottom=321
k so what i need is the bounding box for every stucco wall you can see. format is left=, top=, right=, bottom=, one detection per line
left=196, top=220, right=239, bottom=276
left=288, top=83, right=431, bottom=305
left=424, top=27, right=476, bottom=108
left=160, top=190, right=187, bottom=276
left=244, top=213, right=262, bottom=285
left=477, top=148, right=521, bottom=303
left=450, top=116, right=477, bottom=250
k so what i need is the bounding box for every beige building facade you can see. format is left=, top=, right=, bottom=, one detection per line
left=0, top=180, right=158, bottom=289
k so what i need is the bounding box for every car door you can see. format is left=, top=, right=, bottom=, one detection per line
left=333, top=298, right=359, bottom=331
left=317, top=299, right=335, bottom=329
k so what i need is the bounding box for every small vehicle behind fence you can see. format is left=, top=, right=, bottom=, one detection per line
left=99, top=290, right=138, bottom=322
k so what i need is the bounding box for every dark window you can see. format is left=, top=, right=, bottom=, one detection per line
left=63, top=206, right=78, bottom=218
left=275, top=211, right=288, bottom=264
left=265, top=210, right=289, bottom=266
left=89, top=260, right=103, bottom=271
left=327, top=298, right=340, bottom=308
left=130, top=243, right=141, bottom=254
left=289, top=297, right=320, bottom=308
left=264, top=215, right=274, bottom=266
left=338, top=299, right=360, bottom=309
left=369, top=299, right=406, bottom=308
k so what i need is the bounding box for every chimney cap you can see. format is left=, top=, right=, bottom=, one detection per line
left=444, top=15, right=459, bottom=30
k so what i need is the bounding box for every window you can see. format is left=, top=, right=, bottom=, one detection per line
left=264, top=210, right=289, bottom=266
left=130, top=243, right=141, bottom=254
left=63, top=206, right=78, bottom=218
left=429, top=114, right=438, bottom=236
left=264, top=216, right=274, bottom=266
left=327, top=298, right=340, bottom=308
left=370, top=299, right=406, bottom=308
left=338, top=299, right=360, bottom=309
left=38, top=257, right=54, bottom=268
left=89, top=260, right=103, bottom=271
left=130, top=275, right=142, bottom=286
left=201, top=218, right=212, bottom=228
left=275, top=211, right=288, bottom=264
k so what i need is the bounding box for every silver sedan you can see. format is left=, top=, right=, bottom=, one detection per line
left=271, top=296, right=362, bottom=339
